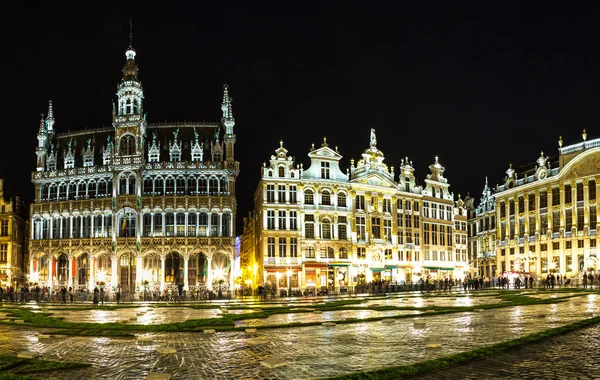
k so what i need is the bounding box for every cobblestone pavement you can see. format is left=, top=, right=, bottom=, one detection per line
left=408, top=322, right=600, bottom=380
left=0, top=293, right=596, bottom=379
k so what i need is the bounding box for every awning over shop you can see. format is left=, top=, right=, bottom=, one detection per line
left=328, top=263, right=351, bottom=267
left=304, top=262, right=328, bottom=268
left=425, top=267, right=456, bottom=271
left=384, top=265, right=397, bottom=269
left=371, top=267, right=385, bottom=272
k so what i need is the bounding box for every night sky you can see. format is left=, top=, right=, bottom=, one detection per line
left=2, top=3, right=599, bottom=232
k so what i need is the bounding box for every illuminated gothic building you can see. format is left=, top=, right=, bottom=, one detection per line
left=29, top=35, right=239, bottom=292
left=245, top=129, right=468, bottom=292
left=465, top=178, right=497, bottom=278
left=0, top=180, right=29, bottom=287
left=495, top=130, right=600, bottom=279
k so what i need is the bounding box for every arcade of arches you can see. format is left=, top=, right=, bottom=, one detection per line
left=29, top=251, right=233, bottom=292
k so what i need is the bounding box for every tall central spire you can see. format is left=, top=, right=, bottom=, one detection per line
left=122, top=18, right=138, bottom=81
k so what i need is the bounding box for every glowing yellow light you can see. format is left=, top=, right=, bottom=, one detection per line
left=214, top=268, right=225, bottom=280
left=97, top=271, right=106, bottom=282
left=286, top=268, right=292, bottom=277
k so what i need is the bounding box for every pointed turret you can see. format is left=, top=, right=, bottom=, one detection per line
left=36, top=113, right=47, bottom=172
left=222, top=84, right=236, bottom=162
left=116, top=19, right=144, bottom=119
left=46, top=100, right=55, bottom=137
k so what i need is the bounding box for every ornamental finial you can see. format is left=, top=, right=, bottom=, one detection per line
left=583, top=129, right=588, bottom=141
left=129, top=18, right=133, bottom=49
left=558, top=135, right=563, bottom=147
left=280, top=140, right=283, bottom=147
left=370, top=128, right=377, bottom=149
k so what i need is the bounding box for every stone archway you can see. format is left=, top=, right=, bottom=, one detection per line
left=165, top=251, right=184, bottom=286
left=56, top=253, right=69, bottom=285
left=118, top=251, right=137, bottom=293
left=187, top=252, right=208, bottom=286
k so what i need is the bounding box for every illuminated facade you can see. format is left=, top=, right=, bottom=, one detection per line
left=495, top=130, right=600, bottom=279
left=0, top=180, right=29, bottom=287
left=29, top=35, right=239, bottom=293
left=466, top=178, right=497, bottom=278
left=247, top=129, right=468, bottom=293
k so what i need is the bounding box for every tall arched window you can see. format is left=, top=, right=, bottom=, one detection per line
left=305, top=246, right=315, bottom=258
left=219, top=177, right=228, bottom=194
left=165, top=177, right=175, bottom=194
left=322, top=190, right=331, bottom=206
left=143, top=177, right=153, bottom=194
left=94, top=215, right=103, bottom=237
left=68, top=182, right=76, bottom=200
left=187, top=176, right=197, bottom=195
left=143, top=213, right=152, bottom=237
left=154, top=213, right=163, bottom=236
left=198, top=177, right=208, bottom=194
left=339, top=247, right=348, bottom=259
left=119, top=135, right=136, bottom=156
left=58, top=183, right=67, bottom=200
left=198, top=212, right=208, bottom=236
left=98, top=180, right=107, bottom=197
left=165, top=212, right=175, bottom=237
left=188, top=213, right=197, bottom=236
left=278, top=166, right=285, bottom=177
left=77, top=182, right=86, bottom=199
left=88, top=181, right=96, bottom=199
left=209, top=177, right=218, bottom=195
left=337, top=192, right=346, bottom=207
left=304, top=190, right=314, bottom=205
left=222, top=213, right=231, bottom=237
left=119, top=176, right=127, bottom=195
left=176, top=213, right=186, bottom=236
left=125, top=98, right=132, bottom=114
left=82, top=215, right=91, bottom=238
left=154, top=177, right=164, bottom=195
left=176, top=176, right=186, bottom=195
left=321, top=218, right=332, bottom=239
left=118, top=210, right=137, bottom=237
left=128, top=175, right=136, bottom=195
left=210, top=213, right=219, bottom=236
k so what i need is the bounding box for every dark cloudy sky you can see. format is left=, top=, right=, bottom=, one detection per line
left=1, top=2, right=599, bottom=232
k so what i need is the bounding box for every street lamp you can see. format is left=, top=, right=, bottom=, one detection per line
left=287, top=268, right=292, bottom=297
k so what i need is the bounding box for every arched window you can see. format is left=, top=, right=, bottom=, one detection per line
left=98, top=180, right=107, bottom=197
left=219, top=177, right=228, bottom=194
left=72, top=215, right=80, bottom=238
left=82, top=215, right=91, bottom=238
left=165, top=212, right=175, bottom=237
left=57, top=254, right=69, bottom=283
left=118, top=210, right=137, bottom=237
left=304, top=190, right=314, bottom=205
left=77, top=182, right=87, bottom=199
left=165, top=177, right=175, bottom=194
left=322, top=190, right=331, bottom=206
left=119, top=176, right=127, bottom=195
left=337, top=192, right=346, bottom=207
left=154, top=213, right=163, bottom=236
left=125, top=98, right=132, bottom=115
left=67, top=182, right=75, bottom=200
left=222, top=213, right=231, bottom=237
left=133, top=98, right=139, bottom=114
left=154, top=177, right=164, bottom=195
left=143, top=213, right=152, bottom=237
left=128, top=175, right=136, bottom=195
left=176, top=213, right=186, bottom=236
left=198, top=177, right=208, bottom=194
left=59, top=216, right=68, bottom=238
left=339, top=247, right=348, bottom=259
left=199, top=212, right=208, bottom=236
left=58, top=183, right=67, bottom=200
left=94, top=215, right=103, bottom=237
left=321, top=218, right=332, bottom=239
left=48, top=184, right=57, bottom=201
left=187, top=176, right=197, bottom=195
left=291, top=171, right=295, bottom=178
left=210, top=213, right=219, bottom=236
left=176, top=176, right=186, bottom=195
left=278, top=166, right=285, bottom=177
left=88, top=181, right=96, bottom=199
left=188, top=213, right=197, bottom=236
left=143, top=177, right=153, bottom=194
left=119, top=135, right=136, bottom=156
left=209, top=177, right=218, bottom=195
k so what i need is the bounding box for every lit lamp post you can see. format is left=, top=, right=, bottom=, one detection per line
left=287, top=268, right=292, bottom=298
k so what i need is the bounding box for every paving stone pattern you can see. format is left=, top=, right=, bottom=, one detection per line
left=408, top=323, right=600, bottom=380
left=0, top=293, right=597, bottom=379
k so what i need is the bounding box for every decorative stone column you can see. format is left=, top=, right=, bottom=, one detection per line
left=160, top=256, right=166, bottom=291
left=47, top=257, right=53, bottom=288
left=229, top=256, right=234, bottom=290
left=111, top=254, right=118, bottom=288
left=206, top=257, right=213, bottom=290
left=183, top=255, right=189, bottom=291
left=136, top=253, right=143, bottom=292
left=89, top=257, right=95, bottom=290
left=67, top=255, right=73, bottom=288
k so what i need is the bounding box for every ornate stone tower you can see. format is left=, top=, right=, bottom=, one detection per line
left=221, top=85, right=236, bottom=163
